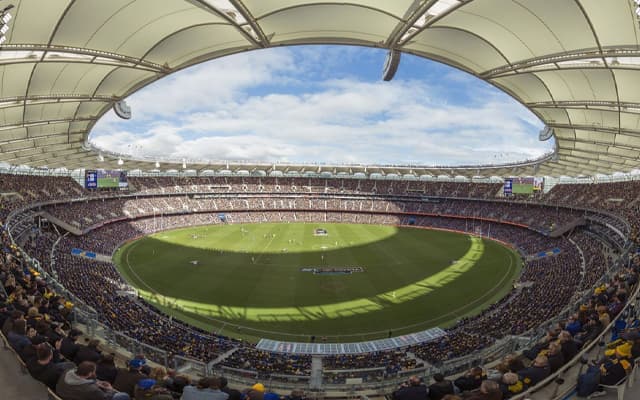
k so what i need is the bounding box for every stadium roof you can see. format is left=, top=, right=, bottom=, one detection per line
left=0, top=0, right=638, bottom=178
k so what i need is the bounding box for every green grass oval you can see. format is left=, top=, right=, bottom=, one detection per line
left=114, top=223, right=521, bottom=342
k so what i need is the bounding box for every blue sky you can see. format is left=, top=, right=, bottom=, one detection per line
left=90, top=45, right=553, bottom=166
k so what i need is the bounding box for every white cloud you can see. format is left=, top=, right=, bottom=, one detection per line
left=90, top=46, right=552, bottom=166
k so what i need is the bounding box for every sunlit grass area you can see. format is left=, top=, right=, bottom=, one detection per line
left=114, top=223, right=521, bottom=342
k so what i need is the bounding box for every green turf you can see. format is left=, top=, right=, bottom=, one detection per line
left=113, top=223, right=521, bottom=342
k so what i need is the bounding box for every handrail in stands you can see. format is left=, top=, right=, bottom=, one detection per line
left=512, top=275, right=640, bottom=400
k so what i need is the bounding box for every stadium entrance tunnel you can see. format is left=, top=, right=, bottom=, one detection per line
left=113, top=223, right=521, bottom=341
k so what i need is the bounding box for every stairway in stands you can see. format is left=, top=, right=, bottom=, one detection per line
left=310, top=356, right=323, bottom=389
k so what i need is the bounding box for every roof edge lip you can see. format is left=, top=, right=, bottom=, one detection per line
left=85, top=142, right=556, bottom=174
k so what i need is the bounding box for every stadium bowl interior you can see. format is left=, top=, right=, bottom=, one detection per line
left=1, top=1, right=640, bottom=400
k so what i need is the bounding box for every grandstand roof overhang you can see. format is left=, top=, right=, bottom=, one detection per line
left=0, top=0, right=638, bottom=178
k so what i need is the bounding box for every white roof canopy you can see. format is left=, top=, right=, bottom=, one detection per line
left=0, top=0, right=638, bottom=177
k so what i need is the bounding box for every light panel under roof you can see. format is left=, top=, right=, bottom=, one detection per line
left=202, top=0, right=247, bottom=24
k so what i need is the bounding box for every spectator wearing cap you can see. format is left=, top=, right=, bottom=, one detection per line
left=134, top=378, right=172, bottom=400
left=181, top=377, right=229, bottom=400
left=599, top=342, right=633, bottom=385
left=245, top=383, right=266, bottom=400
left=114, top=358, right=148, bottom=397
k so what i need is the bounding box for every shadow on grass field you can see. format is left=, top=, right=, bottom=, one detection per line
left=114, top=223, right=521, bottom=342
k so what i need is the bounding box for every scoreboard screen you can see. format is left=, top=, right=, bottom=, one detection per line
left=504, top=177, right=544, bottom=195
left=85, top=170, right=128, bottom=189
left=85, top=170, right=97, bottom=189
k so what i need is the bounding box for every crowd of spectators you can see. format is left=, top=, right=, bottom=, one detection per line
left=0, top=217, right=208, bottom=399
left=128, top=176, right=502, bottom=199
left=390, top=255, right=640, bottom=399
left=321, top=351, right=419, bottom=383
left=2, top=173, right=639, bottom=392
left=17, top=209, right=600, bottom=377
left=42, top=195, right=584, bottom=236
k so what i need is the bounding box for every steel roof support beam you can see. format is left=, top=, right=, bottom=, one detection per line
left=385, top=0, right=438, bottom=47
left=0, top=44, right=168, bottom=73
left=0, top=94, right=117, bottom=110
left=548, top=123, right=640, bottom=137
left=482, top=48, right=640, bottom=78
left=229, top=0, right=270, bottom=46
left=530, top=100, right=640, bottom=110
left=0, top=117, right=96, bottom=132
left=189, top=0, right=263, bottom=47
left=557, top=146, right=639, bottom=162
left=397, top=0, right=474, bottom=46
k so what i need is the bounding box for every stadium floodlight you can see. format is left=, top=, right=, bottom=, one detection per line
left=1, top=12, right=11, bottom=24
left=636, top=6, right=640, bottom=17
left=0, top=24, right=8, bottom=34
left=0, top=36, right=6, bottom=45
left=117, top=158, right=124, bottom=165
left=539, top=125, right=554, bottom=141
left=113, top=100, right=131, bottom=120
left=155, top=161, right=160, bottom=168
left=182, top=159, right=187, bottom=169
left=97, top=153, right=104, bottom=162
left=382, top=49, right=401, bottom=81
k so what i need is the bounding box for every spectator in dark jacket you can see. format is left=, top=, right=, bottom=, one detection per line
left=454, top=367, right=484, bottom=392
left=428, top=373, right=455, bottom=400
left=558, top=331, right=579, bottom=362
left=499, top=372, right=523, bottom=399
left=220, top=376, right=243, bottom=400
left=1, top=309, right=23, bottom=336
left=60, top=328, right=82, bottom=361
left=8, top=319, right=32, bottom=355
left=96, top=354, right=118, bottom=384
left=27, top=344, right=73, bottom=390
left=114, top=358, right=148, bottom=397
left=519, top=355, right=550, bottom=388
left=74, top=338, right=102, bottom=364
left=56, top=361, right=130, bottom=400
left=546, top=342, right=565, bottom=373
left=393, top=376, right=428, bottom=400
left=463, top=380, right=502, bottom=400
